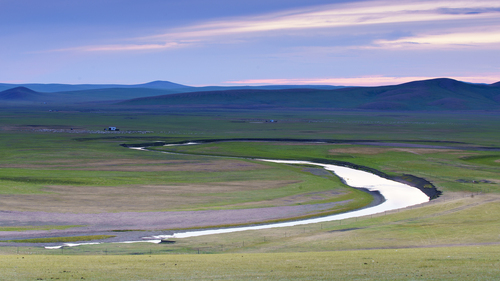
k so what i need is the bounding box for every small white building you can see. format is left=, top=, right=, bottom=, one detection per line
left=108, top=127, right=119, bottom=131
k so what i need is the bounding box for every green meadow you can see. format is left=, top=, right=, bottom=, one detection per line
left=1, top=107, right=499, bottom=279
left=1, top=245, right=499, bottom=280
left=156, top=140, right=500, bottom=194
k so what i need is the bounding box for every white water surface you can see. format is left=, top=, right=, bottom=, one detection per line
left=45, top=158, right=429, bottom=249
left=164, top=142, right=199, bottom=147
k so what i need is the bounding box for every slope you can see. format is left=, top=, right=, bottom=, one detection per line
left=0, top=87, right=46, bottom=101
left=117, top=78, right=500, bottom=111
left=0, top=80, right=190, bottom=93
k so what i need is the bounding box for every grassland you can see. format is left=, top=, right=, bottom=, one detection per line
left=2, top=193, right=498, bottom=279
left=0, top=131, right=370, bottom=213
left=4, top=235, right=116, bottom=244
left=154, top=140, right=500, bottom=194
left=1, top=245, right=499, bottom=280
left=6, top=192, right=493, bottom=255
left=0, top=225, right=81, bottom=232
left=1, top=107, right=499, bottom=279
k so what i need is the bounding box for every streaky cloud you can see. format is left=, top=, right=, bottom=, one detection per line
left=152, top=0, right=500, bottom=39
left=437, top=7, right=500, bottom=15
left=46, top=42, right=183, bottom=53
left=225, top=75, right=500, bottom=87
left=48, top=0, right=500, bottom=53
left=375, top=30, right=500, bottom=48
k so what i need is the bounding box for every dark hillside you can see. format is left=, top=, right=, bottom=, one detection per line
left=356, top=78, right=499, bottom=110
left=2, top=78, right=500, bottom=110
left=118, top=88, right=361, bottom=109
left=123, top=80, right=190, bottom=90
left=0, top=81, right=341, bottom=94
left=0, top=87, right=45, bottom=101
left=54, top=88, right=180, bottom=103
left=117, top=78, right=500, bottom=111
left=0, top=80, right=190, bottom=93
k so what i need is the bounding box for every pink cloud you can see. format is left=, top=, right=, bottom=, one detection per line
left=153, top=0, right=500, bottom=41
left=225, top=76, right=500, bottom=87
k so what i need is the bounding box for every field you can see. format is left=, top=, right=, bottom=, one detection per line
left=1, top=245, right=499, bottom=280
left=1, top=107, right=499, bottom=279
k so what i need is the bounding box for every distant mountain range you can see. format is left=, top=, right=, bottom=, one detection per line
left=117, top=78, right=500, bottom=111
left=1, top=78, right=500, bottom=111
left=0, top=81, right=343, bottom=93
left=0, top=80, right=190, bottom=92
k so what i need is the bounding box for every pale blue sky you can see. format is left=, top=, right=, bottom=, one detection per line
left=1, top=0, right=499, bottom=86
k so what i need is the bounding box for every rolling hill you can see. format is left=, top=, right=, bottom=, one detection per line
left=117, top=78, right=500, bottom=111
left=1, top=78, right=499, bottom=111
left=0, top=81, right=343, bottom=93
left=0, top=87, right=46, bottom=101
left=0, top=80, right=191, bottom=93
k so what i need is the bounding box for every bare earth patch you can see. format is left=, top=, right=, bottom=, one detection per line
left=0, top=200, right=349, bottom=244
left=329, top=147, right=460, bottom=155
left=0, top=180, right=301, bottom=213
left=0, top=159, right=266, bottom=172
left=222, top=190, right=346, bottom=209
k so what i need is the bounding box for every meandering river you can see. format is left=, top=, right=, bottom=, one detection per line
left=148, top=159, right=429, bottom=240
left=46, top=146, right=430, bottom=249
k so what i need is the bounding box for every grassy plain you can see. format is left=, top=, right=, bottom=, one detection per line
left=156, top=141, right=500, bottom=194
left=4, top=235, right=116, bottom=244
left=1, top=107, right=500, bottom=279
left=1, top=245, right=499, bottom=280
left=0, top=131, right=370, bottom=213
left=4, top=192, right=497, bottom=255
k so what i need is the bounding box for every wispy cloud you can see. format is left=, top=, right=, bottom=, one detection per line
left=154, top=0, right=500, bottom=39
left=52, top=0, right=500, bottom=52
left=47, top=42, right=184, bottom=53
left=226, top=76, right=500, bottom=87
left=83, top=42, right=182, bottom=52
left=374, top=30, right=500, bottom=48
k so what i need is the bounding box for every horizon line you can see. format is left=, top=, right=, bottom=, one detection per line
left=1, top=76, right=499, bottom=88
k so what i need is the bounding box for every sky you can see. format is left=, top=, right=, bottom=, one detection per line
left=1, top=0, right=500, bottom=86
